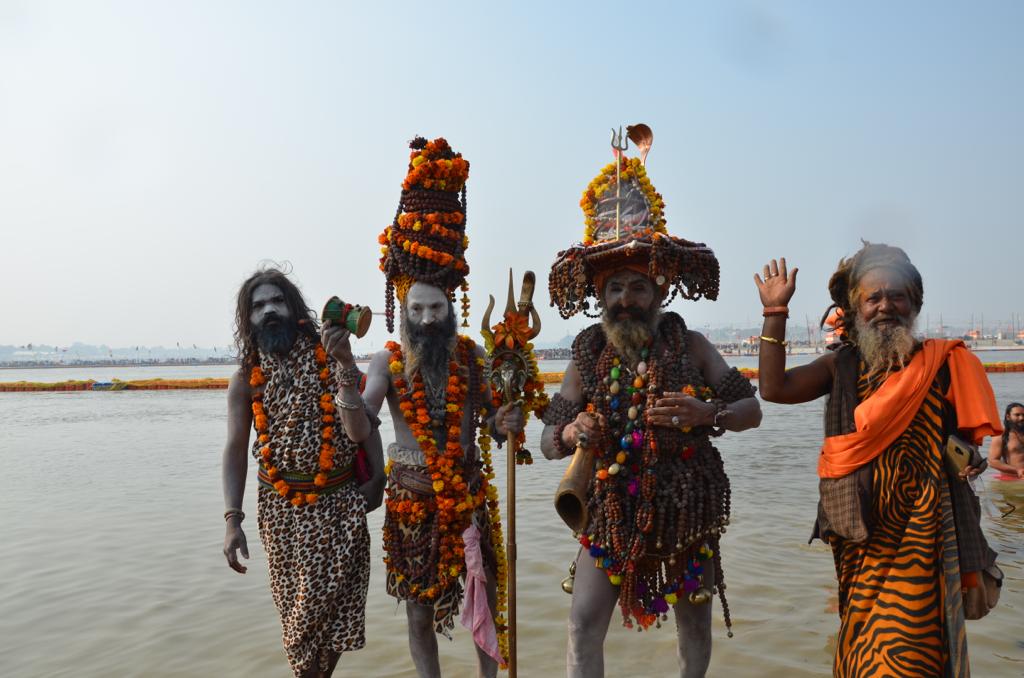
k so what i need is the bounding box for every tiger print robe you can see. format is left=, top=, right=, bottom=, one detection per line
left=823, top=345, right=997, bottom=678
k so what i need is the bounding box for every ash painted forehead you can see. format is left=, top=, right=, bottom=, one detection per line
left=251, top=283, right=284, bottom=302
left=405, top=282, right=448, bottom=306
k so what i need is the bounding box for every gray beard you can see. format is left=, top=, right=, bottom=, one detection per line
left=601, top=306, right=661, bottom=366
left=855, top=312, right=919, bottom=376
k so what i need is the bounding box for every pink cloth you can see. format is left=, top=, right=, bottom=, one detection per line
left=460, top=523, right=502, bottom=665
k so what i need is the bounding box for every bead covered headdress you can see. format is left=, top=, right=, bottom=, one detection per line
left=379, top=136, right=472, bottom=332
left=548, top=124, right=720, bottom=318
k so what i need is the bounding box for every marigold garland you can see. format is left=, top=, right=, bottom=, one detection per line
left=402, top=139, right=470, bottom=192
left=250, top=343, right=337, bottom=507
left=477, top=406, right=510, bottom=667
left=379, top=136, right=473, bottom=333
left=380, top=343, right=509, bottom=667
left=383, top=337, right=486, bottom=604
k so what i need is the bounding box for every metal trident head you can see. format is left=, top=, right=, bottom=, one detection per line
left=610, top=126, right=629, bottom=154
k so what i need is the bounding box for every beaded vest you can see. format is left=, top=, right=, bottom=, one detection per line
left=571, top=312, right=732, bottom=630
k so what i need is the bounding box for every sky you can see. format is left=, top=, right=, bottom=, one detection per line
left=2, top=1, right=1023, bottom=352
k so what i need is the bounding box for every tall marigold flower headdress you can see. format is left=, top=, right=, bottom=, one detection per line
left=379, top=136, right=473, bottom=332
left=548, top=124, right=721, bottom=318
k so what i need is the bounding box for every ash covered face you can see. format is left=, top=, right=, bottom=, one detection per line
left=600, top=269, right=662, bottom=365
left=401, top=282, right=457, bottom=385
left=251, top=283, right=297, bottom=355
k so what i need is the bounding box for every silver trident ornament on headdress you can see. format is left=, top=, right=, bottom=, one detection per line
left=610, top=126, right=629, bottom=241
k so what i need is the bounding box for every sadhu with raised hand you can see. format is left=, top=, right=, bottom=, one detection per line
left=754, top=245, right=1003, bottom=677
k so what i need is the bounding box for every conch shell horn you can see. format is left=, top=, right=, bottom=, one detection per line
left=626, top=123, right=653, bottom=166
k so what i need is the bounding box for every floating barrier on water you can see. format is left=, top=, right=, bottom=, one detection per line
left=0, top=378, right=230, bottom=392
left=3, top=363, right=1024, bottom=392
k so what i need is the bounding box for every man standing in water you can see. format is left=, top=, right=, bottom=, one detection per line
left=988, top=402, right=1024, bottom=479
left=754, top=244, right=1001, bottom=676
left=541, top=129, right=761, bottom=678
left=222, top=267, right=385, bottom=677
left=360, top=137, right=523, bottom=678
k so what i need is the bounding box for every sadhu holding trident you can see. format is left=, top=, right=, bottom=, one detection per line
left=357, top=136, right=525, bottom=678
left=754, top=245, right=1003, bottom=677
left=540, top=125, right=762, bottom=677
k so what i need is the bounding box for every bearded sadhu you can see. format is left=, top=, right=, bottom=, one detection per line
left=540, top=126, right=762, bottom=678
left=357, top=137, right=524, bottom=678
left=755, top=243, right=1003, bottom=677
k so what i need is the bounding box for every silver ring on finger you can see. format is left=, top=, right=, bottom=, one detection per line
left=671, top=415, right=680, bottom=426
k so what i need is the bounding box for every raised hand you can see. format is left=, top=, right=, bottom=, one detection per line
left=321, top=320, right=354, bottom=367
left=754, top=257, right=798, bottom=308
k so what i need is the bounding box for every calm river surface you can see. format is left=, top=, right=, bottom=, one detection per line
left=2, top=362, right=1022, bottom=677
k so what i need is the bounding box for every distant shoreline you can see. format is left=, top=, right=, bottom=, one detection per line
left=0, top=358, right=375, bottom=370
left=2, top=342, right=1020, bottom=370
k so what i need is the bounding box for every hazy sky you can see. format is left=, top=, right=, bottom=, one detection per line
left=2, top=1, right=1022, bottom=351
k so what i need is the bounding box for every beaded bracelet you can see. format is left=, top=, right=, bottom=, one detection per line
left=762, top=306, right=789, bottom=318
left=553, top=421, right=576, bottom=458
left=338, top=364, right=362, bottom=388
left=224, top=508, right=245, bottom=522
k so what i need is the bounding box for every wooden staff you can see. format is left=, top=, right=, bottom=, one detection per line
left=481, top=269, right=541, bottom=678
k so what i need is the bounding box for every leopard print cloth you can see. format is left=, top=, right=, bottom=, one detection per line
left=253, top=337, right=370, bottom=675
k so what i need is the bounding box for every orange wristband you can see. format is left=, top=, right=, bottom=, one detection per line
left=762, top=306, right=789, bottom=317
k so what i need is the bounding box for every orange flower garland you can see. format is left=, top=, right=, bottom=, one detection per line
left=402, top=139, right=470, bottom=191
left=379, top=226, right=468, bottom=272
left=384, top=337, right=485, bottom=603
left=476, top=414, right=509, bottom=667
left=250, top=343, right=337, bottom=507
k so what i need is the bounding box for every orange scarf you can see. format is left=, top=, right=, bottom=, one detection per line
left=818, top=339, right=1002, bottom=478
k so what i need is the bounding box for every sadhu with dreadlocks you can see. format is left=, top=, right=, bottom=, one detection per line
left=358, top=137, right=524, bottom=678
left=987, top=401, right=1024, bottom=479
left=222, top=266, right=385, bottom=677
left=754, top=243, right=1004, bottom=676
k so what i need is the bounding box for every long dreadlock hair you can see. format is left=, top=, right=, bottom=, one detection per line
left=233, top=267, right=319, bottom=372
left=1003, top=402, right=1024, bottom=445
left=820, top=241, right=923, bottom=345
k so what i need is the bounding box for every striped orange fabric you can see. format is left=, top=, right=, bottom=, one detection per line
left=829, top=362, right=968, bottom=677
left=820, top=340, right=1002, bottom=478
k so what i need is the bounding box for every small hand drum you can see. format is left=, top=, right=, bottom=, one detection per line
left=322, top=297, right=372, bottom=338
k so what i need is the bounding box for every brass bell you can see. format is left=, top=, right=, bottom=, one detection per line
left=688, top=587, right=712, bottom=605
left=561, top=560, right=577, bottom=594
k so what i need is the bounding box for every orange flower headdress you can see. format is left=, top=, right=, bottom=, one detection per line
left=379, top=136, right=472, bottom=332
left=548, top=124, right=720, bottom=318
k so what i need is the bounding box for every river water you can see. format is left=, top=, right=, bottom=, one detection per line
left=1, top=362, right=1022, bottom=677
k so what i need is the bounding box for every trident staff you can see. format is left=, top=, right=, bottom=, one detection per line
left=481, top=270, right=545, bottom=678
